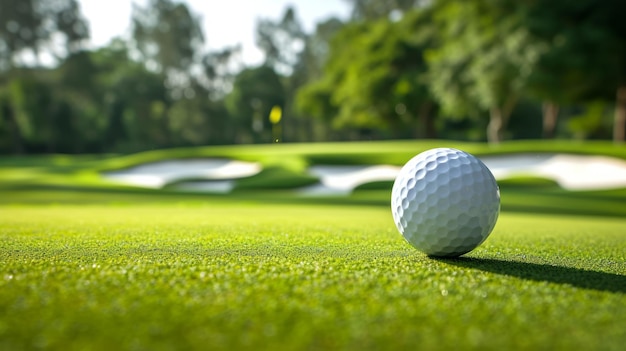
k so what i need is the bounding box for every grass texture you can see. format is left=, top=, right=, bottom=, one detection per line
left=1, top=140, right=625, bottom=350
left=1, top=204, right=625, bottom=351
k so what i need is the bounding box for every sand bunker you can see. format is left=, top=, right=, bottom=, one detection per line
left=298, top=165, right=401, bottom=195
left=103, top=159, right=261, bottom=190
left=481, top=154, right=626, bottom=190
left=301, top=154, right=626, bottom=195
left=102, top=154, right=626, bottom=194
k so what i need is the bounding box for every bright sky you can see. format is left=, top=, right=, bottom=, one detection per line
left=78, top=0, right=351, bottom=65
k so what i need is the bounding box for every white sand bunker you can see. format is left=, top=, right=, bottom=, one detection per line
left=481, top=154, right=626, bottom=190
left=298, top=165, right=400, bottom=195
left=301, top=154, right=626, bottom=195
left=102, top=154, right=626, bottom=195
left=103, top=159, right=261, bottom=192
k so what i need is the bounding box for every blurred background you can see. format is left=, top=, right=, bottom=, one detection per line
left=0, top=0, right=625, bottom=155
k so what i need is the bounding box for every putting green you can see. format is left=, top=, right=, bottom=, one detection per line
left=0, top=204, right=624, bottom=351
left=1, top=140, right=625, bottom=350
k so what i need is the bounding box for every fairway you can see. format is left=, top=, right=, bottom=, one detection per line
left=1, top=203, right=624, bottom=351
left=1, top=140, right=626, bottom=350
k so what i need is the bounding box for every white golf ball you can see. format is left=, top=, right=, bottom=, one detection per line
left=391, top=148, right=500, bottom=257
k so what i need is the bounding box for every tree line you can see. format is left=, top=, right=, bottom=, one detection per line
left=0, top=0, right=624, bottom=154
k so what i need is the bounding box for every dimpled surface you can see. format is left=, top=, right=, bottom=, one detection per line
left=391, top=148, right=500, bottom=257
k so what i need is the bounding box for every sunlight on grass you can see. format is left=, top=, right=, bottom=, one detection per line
left=0, top=204, right=624, bottom=351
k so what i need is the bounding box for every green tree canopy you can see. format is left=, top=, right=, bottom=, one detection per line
left=426, top=0, right=534, bottom=143
left=297, top=8, right=437, bottom=138
left=132, top=0, right=203, bottom=71
left=343, top=0, right=420, bottom=20
left=226, top=66, right=285, bottom=143
left=255, top=6, right=306, bottom=76
left=0, top=0, right=88, bottom=70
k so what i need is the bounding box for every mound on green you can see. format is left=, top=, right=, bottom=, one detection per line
left=233, top=166, right=319, bottom=190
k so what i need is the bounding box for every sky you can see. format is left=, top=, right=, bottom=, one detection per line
left=78, top=0, right=351, bottom=65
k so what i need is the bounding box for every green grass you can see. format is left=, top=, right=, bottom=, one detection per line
left=2, top=139, right=626, bottom=217
left=1, top=140, right=625, bottom=350
left=2, top=139, right=625, bottom=171
left=0, top=204, right=624, bottom=351
left=233, top=166, right=319, bottom=190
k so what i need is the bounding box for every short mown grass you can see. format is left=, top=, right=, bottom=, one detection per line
left=1, top=140, right=625, bottom=350
left=0, top=204, right=624, bottom=351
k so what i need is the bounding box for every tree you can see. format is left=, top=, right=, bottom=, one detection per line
left=5, top=75, right=54, bottom=151
left=225, top=66, right=285, bottom=144
left=132, top=0, right=203, bottom=71
left=255, top=6, right=306, bottom=76
left=598, top=0, right=626, bottom=143
left=131, top=0, right=204, bottom=94
left=255, top=6, right=309, bottom=142
left=298, top=18, right=344, bottom=82
left=517, top=0, right=626, bottom=142
left=517, top=0, right=617, bottom=139
left=56, top=51, right=107, bottom=152
left=2, top=69, right=94, bottom=153
left=428, top=0, right=626, bottom=143
left=0, top=0, right=90, bottom=153
left=200, top=46, right=242, bottom=100
left=292, top=18, right=345, bottom=141
left=427, top=0, right=531, bottom=143
left=343, top=0, right=420, bottom=20
left=89, top=40, right=170, bottom=152
left=132, top=0, right=240, bottom=147
left=0, top=0, right=88, bottom=70
left=297, top=8, right=438, bottom=139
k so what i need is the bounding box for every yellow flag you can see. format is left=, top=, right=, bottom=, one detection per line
left=269, top=105, right=282, bottom=124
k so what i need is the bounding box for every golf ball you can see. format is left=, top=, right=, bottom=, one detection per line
left=391, top=148, right=500, bottom=257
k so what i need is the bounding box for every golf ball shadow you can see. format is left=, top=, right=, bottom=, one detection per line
left=391, top=148, right=500, bottom=257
